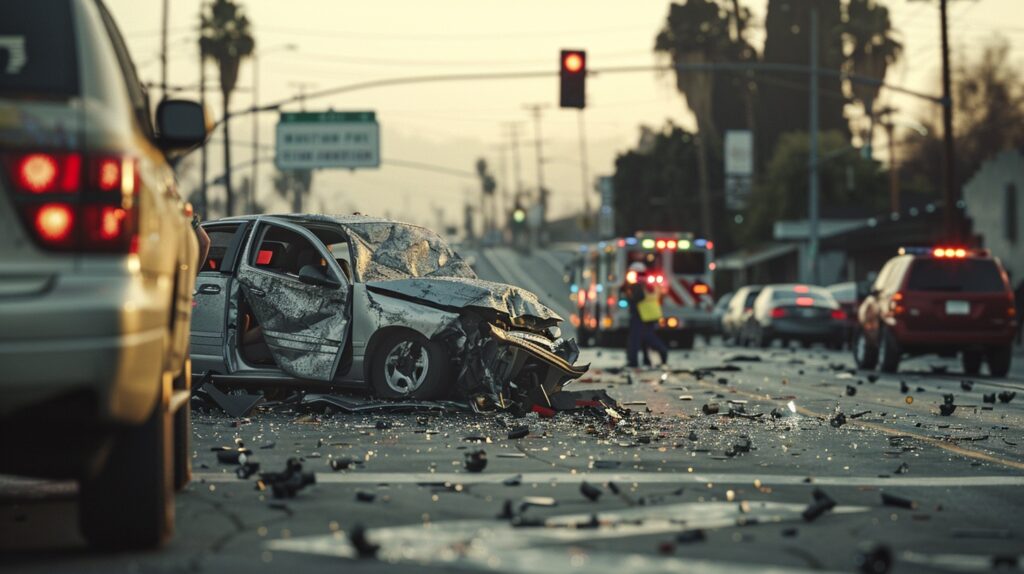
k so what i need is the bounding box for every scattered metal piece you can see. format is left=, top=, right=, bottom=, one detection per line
left=464, top=450, right=487, bottom=472
left=580, top=481, right=602, bottom=502
left=894, top=462, right=910, bottom=475
left=998, top=391, right=1016, bottom=404
left=676, top=529, right=707, bottom=543
left=701, top=403, right=720, bottom=415
left=880, top=492, right=916, bottom=510
left=507, top=425, right=530, bottom=440
left=830, top=413, right=847, bottom=428
left=355, top=490, right=376, bottom=503
left=802, top=488, right=836, bottom=522
left=259, top=458, right=316, bottom=499
left=846, top=385, right=857, bottom=397
left=235, top=461, right=260, bottom=479
left=983, top=393, right=996, bottom=404
left=349, top=524, right=379, bottom=558
left=856, top=543, right=893, bottom=574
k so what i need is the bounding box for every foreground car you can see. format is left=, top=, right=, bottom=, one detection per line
left=191, top=215, right=587, bottom=411
left=0, top=0, right=207, bottom=549
left=855, top=247, right=1016, bottom=375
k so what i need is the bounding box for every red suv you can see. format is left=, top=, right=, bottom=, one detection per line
left=855, top=247, right=1017, bottom=376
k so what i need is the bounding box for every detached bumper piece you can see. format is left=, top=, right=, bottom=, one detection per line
left=448, top=318, right=589, bottom=414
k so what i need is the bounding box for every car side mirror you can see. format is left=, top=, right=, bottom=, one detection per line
left=155, top=99, right=209, bottom=153
left=298, top=264, right=342, bottom=289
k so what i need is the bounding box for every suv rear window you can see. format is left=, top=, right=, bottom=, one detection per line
left=906, top=259, right=1006, bottom=293
left=0, top=0, right=79, bottom=97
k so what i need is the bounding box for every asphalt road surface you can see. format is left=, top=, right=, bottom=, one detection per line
left=3, top=247, right=1023, bottom=574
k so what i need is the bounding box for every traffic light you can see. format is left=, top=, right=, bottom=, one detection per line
left=559, top=49, right=586, bottom=109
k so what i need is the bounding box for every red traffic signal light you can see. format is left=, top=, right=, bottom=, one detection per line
left=559, top=49, right=586, bottom=109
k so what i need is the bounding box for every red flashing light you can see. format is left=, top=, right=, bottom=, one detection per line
left=617, top=239, right=626, bottom=247
left=770, top=308, right=787, bottom=319
left=256, top=249, right=274, bottom=265
left=933, top=247, right=967, bottom=259
left=656, top=239, right=666, bottom=250
left=35, top=203, right=74, bottom=243
left=794, top=285, right=810, bottom=293
left=705, top=241, right=714, bottom=250
left=795, top=296, right=814, bottom=306
left=563, top=52, right=584, bottom=73
left=646, top=275, right=656, bottom=284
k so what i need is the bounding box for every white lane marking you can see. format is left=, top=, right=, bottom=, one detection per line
left=267, top=501, right=863, bottom=573
left=900, top=551, right=1023, bottom=572
left=481, top=248, right=575, bottom=319
left=193, top=471, right=1024, bottom=487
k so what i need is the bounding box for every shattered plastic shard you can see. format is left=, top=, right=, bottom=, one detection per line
left=464, top=450, right=488, bottom=472
left=580, top=481, right=603, bottom=502
left=802, top=488, right=836, bottom=522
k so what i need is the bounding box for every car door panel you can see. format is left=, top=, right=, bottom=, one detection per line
left=236, top=218, right=351, bottom=381
left=190, top=223, right=247, bottom=375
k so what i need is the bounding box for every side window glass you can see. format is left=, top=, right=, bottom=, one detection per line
left=201, top=225, right=241, bottom=273
left=251, top=224, right=341, bottom=283
left=95, top=2, right=153, bottom=136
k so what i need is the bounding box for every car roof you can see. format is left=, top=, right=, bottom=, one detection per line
left=209, top=213, right=424, bottom=229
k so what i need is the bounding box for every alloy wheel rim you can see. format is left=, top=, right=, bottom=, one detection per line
left=384, top=341, right=429, bottom=394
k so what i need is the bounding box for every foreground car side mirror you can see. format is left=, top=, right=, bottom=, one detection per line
left=298, top=265, right=342, bottom=289
left=155, top=99, right=209, bottom=153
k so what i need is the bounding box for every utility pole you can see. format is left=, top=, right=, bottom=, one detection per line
left=524, top=103, right=548, bottom=242
left=577, top=110, right=592, bottom=234
left=939, top=0, right=958, bottom=239
left=160, top=0, right=169, bottom=102
left=503, top=122, right=525, bottom=204
left=877, top=106, right=901, bottom=213
left=494, top=142, right=509, bottom=232
left=251, top=52, right=259, bottom=214
left=807, top=4, right=820, bottom=285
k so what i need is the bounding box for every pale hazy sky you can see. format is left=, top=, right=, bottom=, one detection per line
left=105, top=0, right=1023, bottom=229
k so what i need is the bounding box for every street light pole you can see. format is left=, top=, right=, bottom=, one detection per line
left=808, top=5, right=820, bottom=285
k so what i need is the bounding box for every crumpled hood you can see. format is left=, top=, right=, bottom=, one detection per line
left=365, top=276, right=562, bottom=324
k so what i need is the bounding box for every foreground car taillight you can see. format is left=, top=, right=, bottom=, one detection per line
left=4, top=151, right=139, bottom=252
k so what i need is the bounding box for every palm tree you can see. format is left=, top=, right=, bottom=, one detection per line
left=273, top=168, right=313, bottom=213
left=841, top=0, right=902, bottom=150
left=201, top=0, right=255, bottom=217
left=655, top=0, right=735, bottom=239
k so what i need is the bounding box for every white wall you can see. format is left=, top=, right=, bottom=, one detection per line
left=963, top=149, right=1024, bottom=284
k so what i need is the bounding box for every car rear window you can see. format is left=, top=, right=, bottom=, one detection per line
left=0, top=0, right=79, bottom=98
left=672, top=251, right=706, bottom=275
left=906, top=259, right=1006, bottom=293
left=743, top=289, right=762, bottom=308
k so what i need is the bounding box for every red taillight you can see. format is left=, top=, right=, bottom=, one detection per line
left=12, top=153, right=81, bottom=193
left=607, top=296, right=616, bottom=308
left=33, top=203, right=75, bottom=245
left=656, top=239, right=666, bottom=250
left=771, top=308, right=787, bottom=319
left=890, top=292, right=906, bottom=316
left=831, top=309, right=848, bottom=321
left=5, top=151, right=138, bottom=252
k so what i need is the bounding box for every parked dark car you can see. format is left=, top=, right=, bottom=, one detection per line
left=742, top=284, right=846, bottom=348
left=855, top=247, right=1017, bottom=375
left=191, top=215, right=587, bottom=411
left=827, top=281, right=859, bottom=348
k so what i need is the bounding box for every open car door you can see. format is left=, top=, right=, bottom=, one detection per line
left=235, top=217, right=351, bottom=381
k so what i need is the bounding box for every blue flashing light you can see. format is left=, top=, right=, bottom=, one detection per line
left=625, top=237, right=638, bottom=245
left=570, top=284, right=579, bottom=293
left=617, top=299, right=628, bottom=309
left=694, top=238, right=708, bottom=248
left=595, top=284, right=604, bottom=293
left=598, top=242, right=606, bottom=249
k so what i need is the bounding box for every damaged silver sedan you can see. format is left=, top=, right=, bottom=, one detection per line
left=189, top=214, right=587, bottom=411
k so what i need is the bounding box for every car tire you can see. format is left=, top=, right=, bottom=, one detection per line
left=854, top=329, right=879, bottom=370
left=371, top=330, right=449, bottom=400
left=678, top=332, right=695, bottom=350
left=173, top=357, right=191, bottom=492
left=79, top=392, right=173, bottom=550
left=757, top=328, right=771, bottom=348
left=962, top=349, right=983, bottom=376
left=878, top=327, right=901, bottom=373
left=986, top=345, right=1012, bottom=378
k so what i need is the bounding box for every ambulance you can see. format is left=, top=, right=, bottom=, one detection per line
left=565, top=231, right=717, bottom=348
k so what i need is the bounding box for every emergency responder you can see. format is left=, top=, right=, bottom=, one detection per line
left=622, top=262, right=668, bottom=368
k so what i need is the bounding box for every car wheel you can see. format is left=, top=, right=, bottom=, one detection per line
left=878, top=327, right=901, bottom=373
left=961, top=349, right=983, bottom=376
left=986, top=344, right=1012, bottom=378
left=757, top=328, right=771, bottom=348
left=854, top=329, right=879, bottom=369
left=79, top=388, right=173, bottom=549
left=173, top=357, right=191, bottom=492
left=371, top=330, right=449, bottom=400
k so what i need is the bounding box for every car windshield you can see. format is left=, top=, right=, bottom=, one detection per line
left=344, top=221, right=476, bottom=281
left=906, top=259, right=1006, bottom=292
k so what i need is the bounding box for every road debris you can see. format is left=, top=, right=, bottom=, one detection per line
left=507, top=425, right=530, bottom=440
left=580, top=481, right=603, bottom=502
left=856, top=543, right=893, bottom=574
left=880, top=492, right=917, bottom=510
left=998, top=391, right=1016, bottom=404
left=259, top=458, right=316, bottom=499
left=464, top=450, right=488, bottom=472
left=802, top=488, right=837, bottom=522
